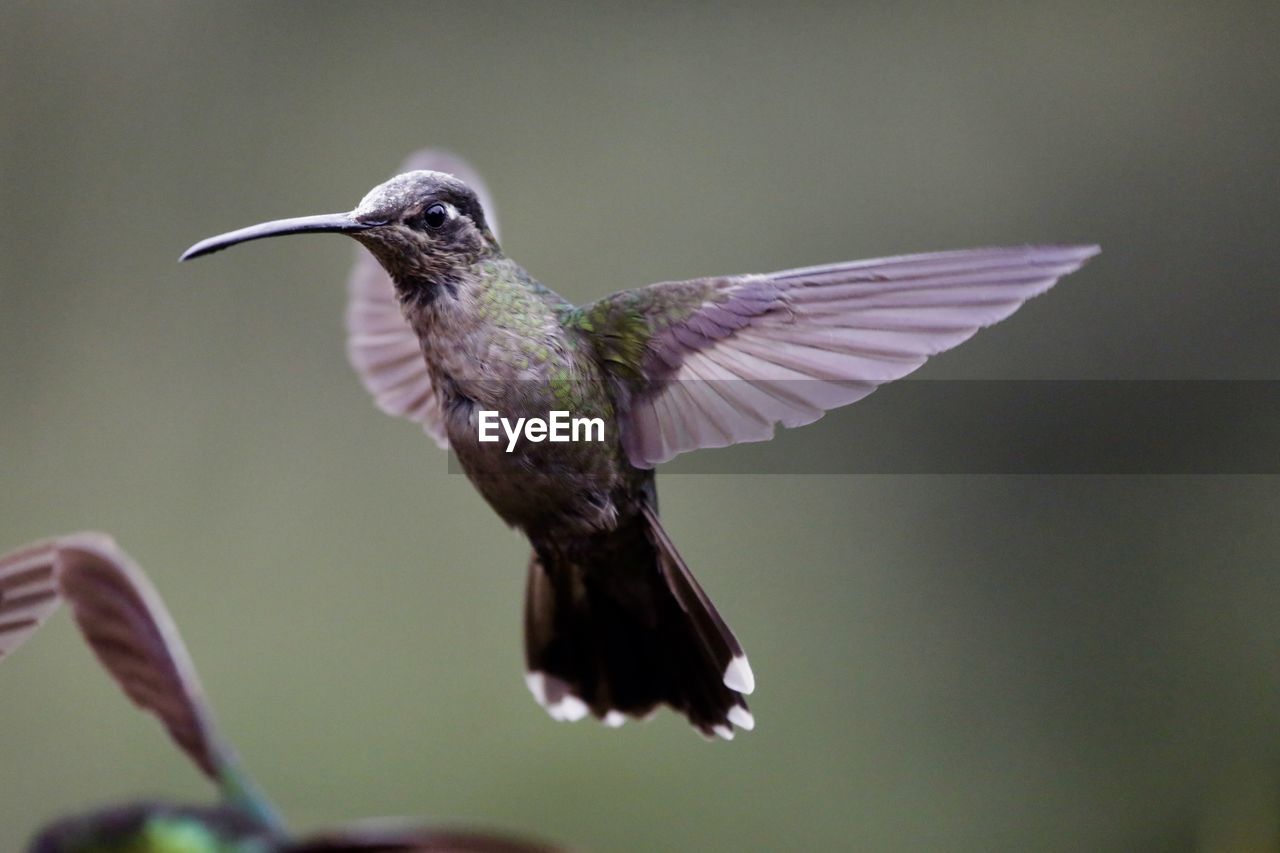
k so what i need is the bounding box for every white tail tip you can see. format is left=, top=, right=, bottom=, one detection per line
left=727, top=704, right=755, bottom=731
left=723, top=654, right=755, bottom=694
left=525, top=671, right=589, bottom=722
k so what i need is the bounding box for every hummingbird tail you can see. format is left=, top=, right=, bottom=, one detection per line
left=523, top=507, right=754, bottom=739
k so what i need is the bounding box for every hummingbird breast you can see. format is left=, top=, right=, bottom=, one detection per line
left=405, top=261, right=638, bottom=536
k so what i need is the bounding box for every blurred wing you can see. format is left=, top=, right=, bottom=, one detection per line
left=0, top=538, right=63, bottom=660
left=576, top=244, right=1100, bottom=467
left=54, top=535, right=285, bottom=831
left=346, top=150, right=502, bottom=449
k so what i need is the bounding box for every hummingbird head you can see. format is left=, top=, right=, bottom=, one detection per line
left=348, top=170, right=500, bottom=287
left=180, top=170, right=500, bottom=292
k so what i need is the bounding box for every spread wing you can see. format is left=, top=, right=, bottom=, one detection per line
left=346, top=150, right=502, bottom=449
left=53, top=534, right=285, bottom=831
left=0, top=537, right=63, bottom=660
left=573, top=244, right=1100, bottom=468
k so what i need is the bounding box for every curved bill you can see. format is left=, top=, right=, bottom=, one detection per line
left=180, top=212, right=374, bottom=261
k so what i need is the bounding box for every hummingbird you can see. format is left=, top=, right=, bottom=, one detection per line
left=182, top=151, right=1100, bottom=739
left=0, top=534, right=563, bottom=853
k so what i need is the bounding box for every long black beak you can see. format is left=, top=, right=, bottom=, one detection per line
left=179, top=212, right=375, bottom=261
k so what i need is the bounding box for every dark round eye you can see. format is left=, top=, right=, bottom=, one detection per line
left=422, top=203, right=449, bottom=229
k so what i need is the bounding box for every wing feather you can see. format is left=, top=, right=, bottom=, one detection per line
left=580, top=244, right=1099, bottom=467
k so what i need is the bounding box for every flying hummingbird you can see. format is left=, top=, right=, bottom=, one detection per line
left=181, top=151, right=1099, bottom=739
left=0, top=534, right=562, bottom=853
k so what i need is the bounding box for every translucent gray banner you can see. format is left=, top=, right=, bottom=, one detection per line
left=445, top=381, right=1279, bottom=474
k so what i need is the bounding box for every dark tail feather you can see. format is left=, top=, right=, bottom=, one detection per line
left=523, top=509, right=754, bottom=739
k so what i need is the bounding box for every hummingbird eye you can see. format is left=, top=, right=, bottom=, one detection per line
left=422, top=203, right=450, bottom=229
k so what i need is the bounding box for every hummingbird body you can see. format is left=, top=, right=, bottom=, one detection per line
left=355, top=187, right=729, bottom=729
left=397, top=253, right=630, bottom=536
left=182, top=151, right=1100, bottom=738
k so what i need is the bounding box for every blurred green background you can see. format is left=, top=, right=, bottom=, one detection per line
left=3, top=2, right=1279, bottom=850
